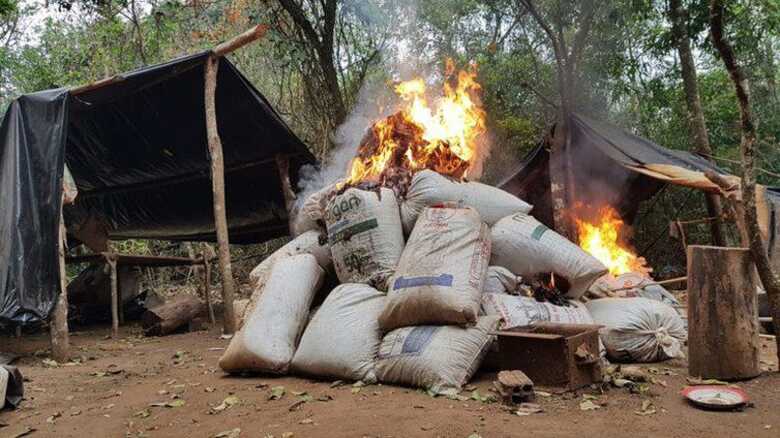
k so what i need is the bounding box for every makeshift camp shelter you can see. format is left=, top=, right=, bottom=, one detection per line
left=0, top=26, right=315, bottom=334
left=498, top=112, right=780, bottom=271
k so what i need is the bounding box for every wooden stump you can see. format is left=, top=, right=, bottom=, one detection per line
left=687, top=245, right=760, bottom=380
left=142, top=295, right=206, bottom=336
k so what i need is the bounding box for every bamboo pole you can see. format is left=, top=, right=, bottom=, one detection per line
left=204, top=56, right=237, bottom=334
left=50, top=205, right=70, bottom=361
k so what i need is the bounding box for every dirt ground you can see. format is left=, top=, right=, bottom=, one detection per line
left=1, top=325, right=778, bottom=438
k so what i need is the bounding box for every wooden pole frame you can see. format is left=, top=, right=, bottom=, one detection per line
left=203, top=23, right=269, bottom=334
left=50, top=205, right=70, bottom=361
left=107, top=254, right=119, bottom=338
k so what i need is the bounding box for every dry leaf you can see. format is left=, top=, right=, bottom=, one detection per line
left=299, top=418, right=314, bottom=425
left=269, top=386, right=286, bottom=400
left=579, top=400, right=601, bottom=411
left=214, top=428, right=241, bottom=438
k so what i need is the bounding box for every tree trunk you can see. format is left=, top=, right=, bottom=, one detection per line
left=50, top=208, right=70, bottom=361
left=204, top=56, right=237, bottom=334
left=687, top=245, right=760, bottom=380
left=669, top=0, right=726, bottom=246
left=710, top=0, right=780, bottom=368
left=142, top=295, right=206, bottom=336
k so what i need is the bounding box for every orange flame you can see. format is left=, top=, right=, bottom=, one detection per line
left=346, top=59, right=486, bottom=185
left=575, top=206, right=646, bottom=276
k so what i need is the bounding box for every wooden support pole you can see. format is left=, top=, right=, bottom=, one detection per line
left=107, top=254, right=119, bottom=338
left=204, top=55, right=237, bottom=334
left=213, top=24, right=269, bottom=57
left=687, top=245, right=760, bottom=380
left=50, top=207, right=70, bottom=362
left=275, top=154, right=296, bottom=212
left=201, top=253, right=216, bottom=325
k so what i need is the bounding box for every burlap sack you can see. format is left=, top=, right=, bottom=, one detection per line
left=219, top=254, right=324, bottom=374
left=380, top=206, right=490, bottom=330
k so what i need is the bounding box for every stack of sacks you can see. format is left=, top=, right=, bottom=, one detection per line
left=490, top=213, right=608, bottom=299
left=375, top=205, right=497, bottom=395
left=219, top=254, right=324, bottom=374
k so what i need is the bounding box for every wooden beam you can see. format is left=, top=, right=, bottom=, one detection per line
left=50, top=204, right=70, bottom=361
left=204, top=55, right=237, bottom=334
left=70, top=75, right=124, bottom=96
left=213, top=24, right=269, bottom=57
left=107, top=254, right=119, bottom=338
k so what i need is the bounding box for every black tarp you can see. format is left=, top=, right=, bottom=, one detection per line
left=0, top=52, right=315, bottom=324
left=498, top=113, right=724, bottom=228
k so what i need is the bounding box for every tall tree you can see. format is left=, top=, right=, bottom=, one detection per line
left=709, top=0, right=780, bottom=366
left=668, top=0, right=726, bottom=246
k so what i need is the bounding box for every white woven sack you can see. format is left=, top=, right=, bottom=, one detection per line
left=400, top=170, right=532, bottom=233
left=290, top=180, right=343, bottom=236
left=219, top=254, right=324, bottom=374
left=490, top=213, right=607, bottom=299
left=585, top=297, right=687, bottom=362
left=292, top=283, right=385, bottom=383
left=380, top=206, right=490, bottom=330
left=375, top=316, right=500, bottom=395
left=242, top=231, right=331, bottom=328
left=325, top=187, right=404, bottom=289
left=481, top=294, right=593, bottom=330
left=484, top=266, right=520, bottom=295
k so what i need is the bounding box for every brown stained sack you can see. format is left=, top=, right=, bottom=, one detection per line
left=242, top=231, right=332, bottom=328
left=290, top=181, right=343, bottom=236
left=375, top=316, right=500, bottom=395
left=291, top=284, right=385, bottom=383
left=325, top=187, right=404, bottom=290
left=400, top=170, right=532, bottom=234
left=490, top=213, right=608, bottom=299
left=219, top=254, right=324, bottom=374
left=379, top=206, right=490, bottom=330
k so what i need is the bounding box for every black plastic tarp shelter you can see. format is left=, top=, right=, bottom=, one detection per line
left=0, top=51, right=315, bottom=324
left=498, top=113, right=725, bottom=228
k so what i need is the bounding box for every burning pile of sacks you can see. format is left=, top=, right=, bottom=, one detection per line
left=219, top=170, right=687, bottom=394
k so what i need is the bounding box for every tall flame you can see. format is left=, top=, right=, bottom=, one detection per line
left=346, top=59, right=486, bottom=185
left=575, top=206, right=646, bottom=277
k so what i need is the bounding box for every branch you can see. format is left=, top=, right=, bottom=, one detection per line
left=277, top=0, right=323, bottom=50
left=213, top=24, right=269, bottom=57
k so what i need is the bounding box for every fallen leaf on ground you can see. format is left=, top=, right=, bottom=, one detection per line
left=288, top=400, right=306, bottom=412
left=269, top=386, right=286, bottom=400
left=329, top=380, right=344, bottom=388
left=281, top=433, right=294, bottom=438
left=350, top=387, right=362, bottom=394
left=580, top=400, right=601, bottom=411
left=205, top=387, right=216, bottom=393
left=214, top=428, right=241, bottom=438
left=535, top=391, right=552, bottom=397
left=299, top=418, right=314, bottom=425
left=316, top=394, right=333, bottom=402
left=634, top=400, right=657, bottom=416
left=467, top=434, right=482, bottom=438
left=7, top=425, right=35, bottom=437
left=42, top=359, right=59, bottom=367
left=46, top=411, right=62, bottom=423
left=212, top=395, right=240, bottom=413
left=134, top=409, right=151, bottom=418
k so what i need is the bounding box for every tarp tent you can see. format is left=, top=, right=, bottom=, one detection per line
left=498, top=112, right=727, bottom=228
left=0, top=51, right=315, bottom=324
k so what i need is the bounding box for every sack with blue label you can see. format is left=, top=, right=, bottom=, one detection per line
left=375, top=316, right=500, bottom=395
left=379, top=206, right=491, bottom=330
left=325, top=187, right=405, bottom=290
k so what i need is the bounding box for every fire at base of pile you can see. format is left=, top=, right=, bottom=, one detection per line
left=220, top=169, right=687, bottom=395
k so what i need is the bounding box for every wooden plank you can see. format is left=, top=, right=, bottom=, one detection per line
left=107, top=255, right=119, bottom=338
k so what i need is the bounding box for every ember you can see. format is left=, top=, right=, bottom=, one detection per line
left=346, top=59, right=486, bottom=186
